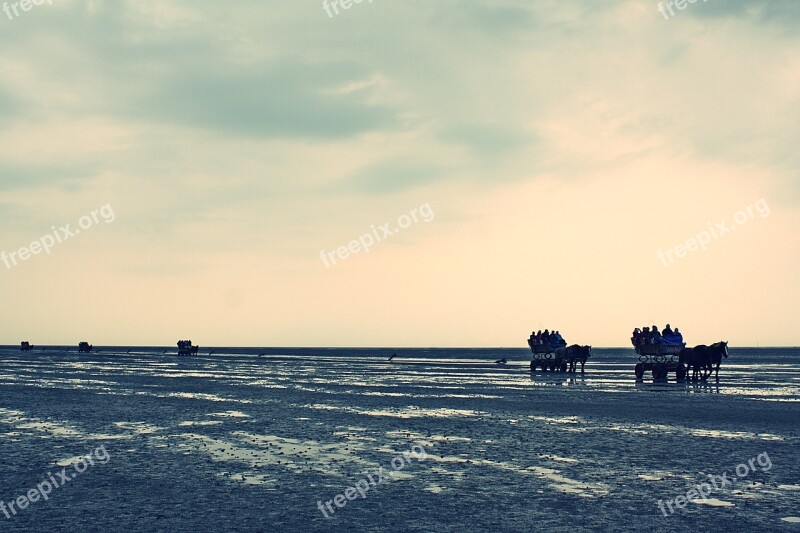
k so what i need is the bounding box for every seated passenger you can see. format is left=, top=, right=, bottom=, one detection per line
left=648, top=325, right=660, bottom=342
left=642, top=327, right=651, bottom=343
left=662, top=324, right=673, bottom=336
left=673, top=327, right=683, bottom=343
left=651, top=325, right=663, bottom=344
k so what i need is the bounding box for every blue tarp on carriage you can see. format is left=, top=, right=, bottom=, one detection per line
left=661, top=334, right=684, bottom=346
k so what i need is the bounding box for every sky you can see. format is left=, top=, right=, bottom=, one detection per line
left=0, top=0, right=798, bottom=347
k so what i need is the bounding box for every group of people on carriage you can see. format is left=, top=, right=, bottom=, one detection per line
left=529, top=329, right=566, bottom=347
left=177, top=340, right=199, bottom=356
left=631, top=324, right=684, bottom=347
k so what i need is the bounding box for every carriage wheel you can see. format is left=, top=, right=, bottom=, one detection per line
left=560, top=362, right=568, bottom=372
left=530, top=361, right=537, bottom=372
left=635, top=363, right=644, bottom=379
left=676, top=364, right=687, bottom=381
left=653, top=365, right=667, bottom=380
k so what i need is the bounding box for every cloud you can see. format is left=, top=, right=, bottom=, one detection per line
left=339, top=159, right=450, bottom=194
left=688, top=0, right=800, bottom=26
left=439, top=123, right=535, bottom=159
left=129, top=61, right=399, bottom=139
left=0, top=162, right=97, bottom=191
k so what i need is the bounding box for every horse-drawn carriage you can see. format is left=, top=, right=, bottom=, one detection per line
left=529, top=338, right=568, bottom=372
left=632, top=321, right=733, bottom=381
left=20, top=341, right=33, bottom=352
left=528, top=333, right=591, bottom=372
left=177, top=340, right=199, bottom=356
left=78, top=341, right=93, bottom=353
left=633, top=341, right=687, bottom=380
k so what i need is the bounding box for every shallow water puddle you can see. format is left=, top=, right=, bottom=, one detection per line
left=165, top=392, right=251, bottom=403
left=305, top=403, right=485, bottom=419
left=208, top=411, right=250, bottom=418
left=540, top=454, right=578, bottom=463
left=527, top=466, right=608, bottom=498
left=159, top=430, right=377, bottom=485
left=385, top=429, right=471, bottom=444
left=55, top=454, right=95, bottom=467
left=430, top=466, right=465, bottom=479
left=112, top=421, right=165, bottom=435
left=692, top=498, right=735, bottom=507
left=529, top=415, right=581, bottom=425
left=637, top=472, right=674, bottom=481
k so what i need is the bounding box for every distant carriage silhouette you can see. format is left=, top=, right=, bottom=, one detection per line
left=20, top=341, right=33, bottom=352
left=78, top=341, right=93, bottom=353
left=177, top=340, right=199, bottom=356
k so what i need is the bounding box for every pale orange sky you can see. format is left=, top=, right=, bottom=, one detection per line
left=0, top=1, right=798, bottom=347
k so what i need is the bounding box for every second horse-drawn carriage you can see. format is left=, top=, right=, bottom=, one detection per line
left=632, top=327, right=729, bottom=381
left=20, top=341, right=33, bottom=352
left=632, top=326, right=686, bottom=379
left=78, top=341, right=93, bottom=353
left=633, top=342, right=687, bottom=380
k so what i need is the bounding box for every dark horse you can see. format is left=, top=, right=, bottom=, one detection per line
left=555, top=344, right=592, bottom=373
left=680, top=342, right=728, bottom=380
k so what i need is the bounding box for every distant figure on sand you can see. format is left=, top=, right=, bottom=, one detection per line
left=388, top=353, right=397, bottom=362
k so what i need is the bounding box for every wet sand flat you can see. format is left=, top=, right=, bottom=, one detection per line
left=0, top=347, right=798, bottom=532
